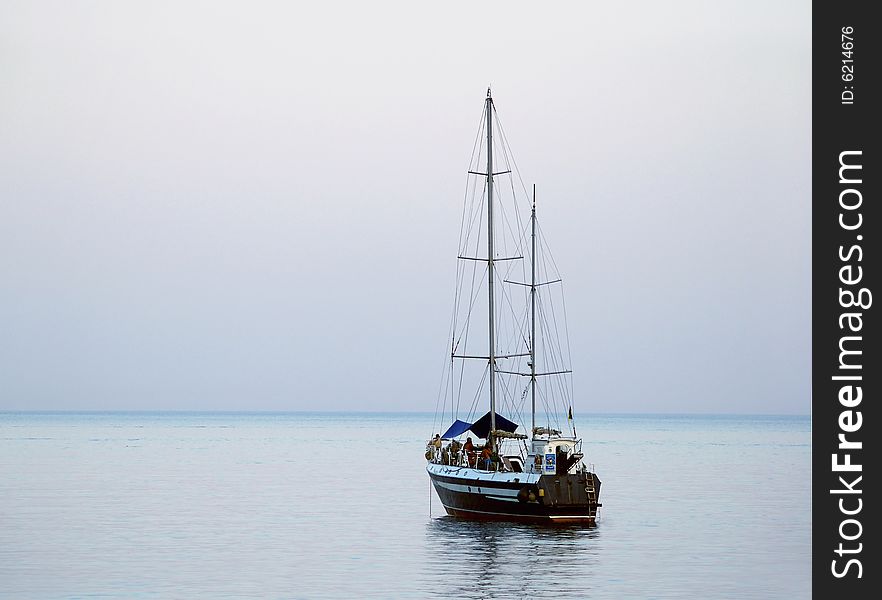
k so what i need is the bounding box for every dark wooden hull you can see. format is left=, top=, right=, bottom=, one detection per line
left=428, top=467, right=601, bottom=525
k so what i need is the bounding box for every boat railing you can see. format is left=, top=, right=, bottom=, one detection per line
left=429, top=446, right=520, bottom=471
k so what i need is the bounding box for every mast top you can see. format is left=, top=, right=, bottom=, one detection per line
left=487, top=87, right=492, bottom=99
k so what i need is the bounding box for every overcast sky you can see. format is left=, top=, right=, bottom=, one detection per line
left=0, top=1, right=810, bottom=413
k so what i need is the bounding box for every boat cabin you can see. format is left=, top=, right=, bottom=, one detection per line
left=529, top=438, right=583, bottom=475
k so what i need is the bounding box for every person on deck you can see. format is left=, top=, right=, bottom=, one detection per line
left=480, top=444, right=492, bottom=470
left=425, top=434, right=442, bottom=461
left=463, top=437, right=475, bottom=467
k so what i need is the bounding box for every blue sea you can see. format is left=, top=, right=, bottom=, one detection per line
left=0, top=412, right=810, bottom=599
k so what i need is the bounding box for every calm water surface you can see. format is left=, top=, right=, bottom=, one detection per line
left=0, top=412, right=810, bottom=598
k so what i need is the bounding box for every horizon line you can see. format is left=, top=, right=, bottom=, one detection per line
left=0, top=409, right=811, bottom=418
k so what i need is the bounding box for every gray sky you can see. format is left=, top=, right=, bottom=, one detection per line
left=0, top=1, right=810, bottom=413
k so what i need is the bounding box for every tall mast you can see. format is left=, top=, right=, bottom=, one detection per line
left=486, top=89, right=497, bottom=446
left=530, top=184, right=537, bottom=438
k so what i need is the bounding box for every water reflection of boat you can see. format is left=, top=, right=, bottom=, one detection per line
left=424, top=519, right=600, bottom=598
left=426, top=90, right=602, bottom=525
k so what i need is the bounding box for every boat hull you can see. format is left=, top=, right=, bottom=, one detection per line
left=427, top=463, right=601, bottom=525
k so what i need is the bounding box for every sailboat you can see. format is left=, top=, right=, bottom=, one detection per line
left=426, top=89, right=602, bottom=525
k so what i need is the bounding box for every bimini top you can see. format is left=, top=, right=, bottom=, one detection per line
left=440, top=411, right=519, bottom=440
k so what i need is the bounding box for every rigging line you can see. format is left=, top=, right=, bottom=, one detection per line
left=432, top=353, right=444, bottom=436
left=534, top=221, right=577, bottom=406
left=486, top=146, right=518, bottom=240
left=537, top=385, right=555, bottom=432
left=450, top=268, right=462, bottom=421
left=470, top=182, right=487, bottom=263
left=453, top=189, right=486, bottom=414
left=497, top=275, right=531, bottom=353
left=496, top=228, right=525, bottom=298
left=459, top=181, right=486, bottom=261
left=449, top=355, right=455, bottom=427
left=435, top=300, right=452, bottom=416
left=537, top=219, right=565, bottom=281
left=499, top=217, right=533, bottom=315
left=504, top=146, right=522, bottom=227
left=440, top=121, right=487, bottom=438
left=454, top=190, right=487, bottom=366
left=454, top=184, right=486, bottom=343
left=454, top=185, right=486, bottom=319
left=496, top=368, right=511, bottom=412
left=502, top=192, right=532, bottom=271
left=435, top=349, right=454, bottom=437
left=455, top=168, right=487, bottom=340
left=504, top=375, right=528, bottom=435
left=502, top=388, right=520, bottom=427
left=535, top=229, right=569, bottom=379
left=457, top=104, right=487, bottom=253
left=493, top=110, right=534, bottom=210
left=539, top=287, right=572, bottom=408
left=493, top=224, right=526, bottom=316
left=499, top=276, right=531, bottom=358
left=452, top=260, right=488, bottom=349
left=490, top=123, right=530, bottom=317
left=464, top=363, right=490, bottom=427
left=536, top=290, right=562, bottom=375
left=455, top=183, right=485, bottom=328
left=490, top=114, right=529, bottom=251
left=454, top=265, right=487, bottom=416
left=491, top=140, right=528, bottom=271
left=559, top=277, right=577, bottom=408
left=499, top=303, right=530, bottom=359
left=505, top=163, right=527, bottom=255
left=492, top=109, right=529, bottom=235
left=495, top=189, right=529, bottom=279
left=497, top=368, right=522, bottom=426
left=499, top=182, right=526, bottom=284
left=488, top=225, right=530, bottom=368
left=539, top=252, right=570, bottom=392
left=446, top=202, right=488, bottom=433
left=537, top=380, right=564, bottom=432
left=490, top=179, right=523, bottom=287
left=458, top=114, right=486, bottom=259
left=536, top=292, right=569, bottom=416
left=437, top=240, right=472, bottom=435
left=539, top=289, right=571, bottom=407
left=452, top=176, right=481, bottom=351
left=537, top=225, right=561, bottom=289
left=433, top=319, right=451, bottom=435
left=511, top=382, right=530, bottom=437
left=494, top=216, right=530, bottom=345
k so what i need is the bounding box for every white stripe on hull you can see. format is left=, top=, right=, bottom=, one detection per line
left=432, top=480, right=521, bottom=502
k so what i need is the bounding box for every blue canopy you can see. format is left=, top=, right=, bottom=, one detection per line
left=469, top=411, right=519, bottom=439
left=439, top=412, right=519, bottom=440
left=440, top=420, right=472, bottom=440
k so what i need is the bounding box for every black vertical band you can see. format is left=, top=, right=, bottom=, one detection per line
left=813, top=1, right=878, bottom=596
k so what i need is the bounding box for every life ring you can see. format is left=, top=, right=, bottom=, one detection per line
left=517, top=485, right=539, bottom=503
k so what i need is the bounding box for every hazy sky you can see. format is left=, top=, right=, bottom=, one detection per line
left=0, top=1, right=810, bottom=413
